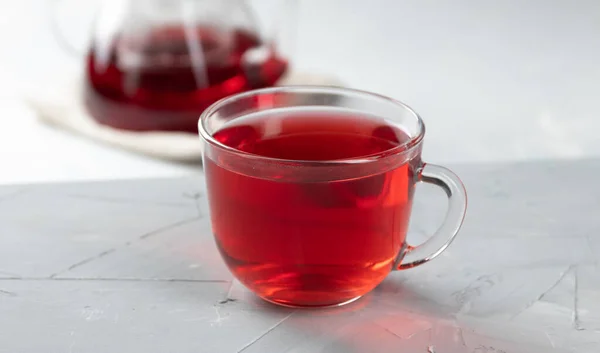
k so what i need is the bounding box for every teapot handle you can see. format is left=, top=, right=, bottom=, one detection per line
left=49, top=0, right=121, bottom=58
left=48, top=0, right=83, bottom=57
left=47, top=0, right=94, bottom=58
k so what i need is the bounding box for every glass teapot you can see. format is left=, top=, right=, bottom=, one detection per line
left=52, top=0, right=294, bottom=133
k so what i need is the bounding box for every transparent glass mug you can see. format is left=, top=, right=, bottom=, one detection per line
left=199, top=86, right=467, bottom=307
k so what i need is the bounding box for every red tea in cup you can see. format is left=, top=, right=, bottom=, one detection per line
left=206, top=112, right=417, bottom=306
left=200, top=87, right=467, bottom=308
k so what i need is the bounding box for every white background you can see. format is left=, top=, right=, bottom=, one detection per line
left=0, top=0, right=599, bottom=185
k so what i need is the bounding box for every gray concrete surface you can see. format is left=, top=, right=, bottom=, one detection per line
left=1, top=159, right=599, bottom=352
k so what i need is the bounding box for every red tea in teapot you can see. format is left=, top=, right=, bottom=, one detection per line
left=84, top=26, right=288, bottom=133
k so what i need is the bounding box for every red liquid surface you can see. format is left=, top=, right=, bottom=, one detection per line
left=85, top=26, right=288, bottom=133
left=204, top=112, right=419, bottom=307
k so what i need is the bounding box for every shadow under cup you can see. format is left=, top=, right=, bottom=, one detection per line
left=198, top=86, right=467, bottom=308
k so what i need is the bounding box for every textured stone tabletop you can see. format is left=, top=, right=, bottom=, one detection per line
left=1, top=159, right=599, bottom=353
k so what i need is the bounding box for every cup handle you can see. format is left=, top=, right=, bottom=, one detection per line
left=394, top=163, right=468, bottom=270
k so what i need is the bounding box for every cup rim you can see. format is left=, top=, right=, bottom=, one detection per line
left=198, top=86, right=426, bottom=166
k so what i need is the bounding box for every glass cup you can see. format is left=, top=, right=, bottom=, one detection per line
left=198, top=86, right=467, bottom=308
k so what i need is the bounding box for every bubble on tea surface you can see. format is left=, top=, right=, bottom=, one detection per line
left=213, top=125, right=259, bottom=153
left=372, top=124, right=404, bottom=144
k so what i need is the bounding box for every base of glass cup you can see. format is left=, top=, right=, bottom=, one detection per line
left=259, top=294, right=364, bottom=309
